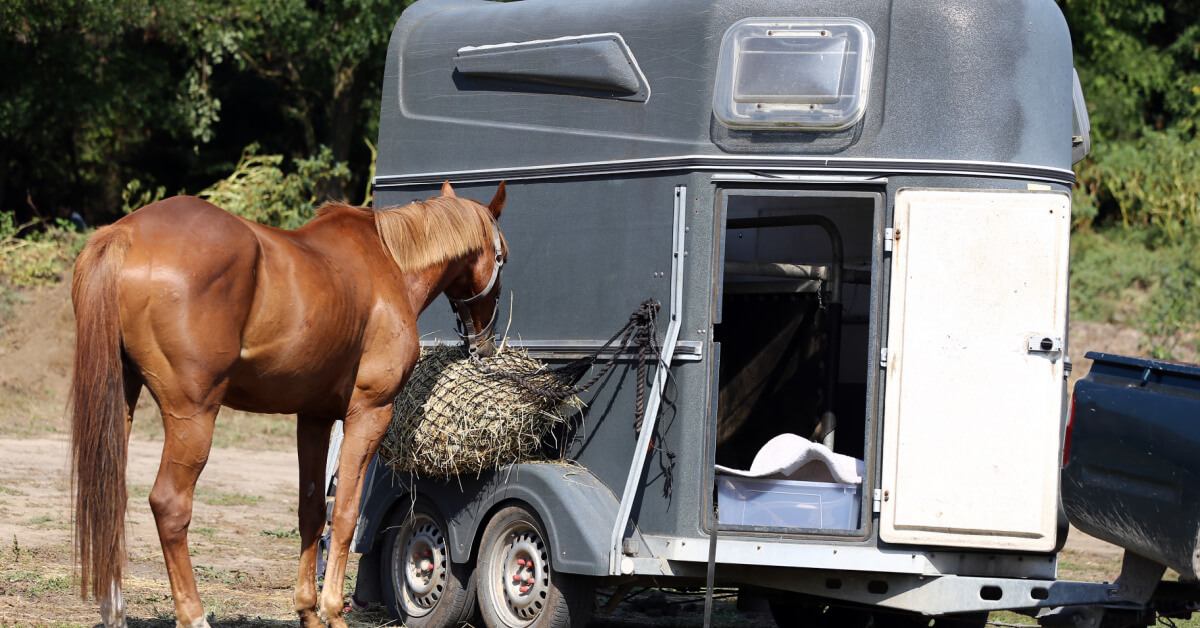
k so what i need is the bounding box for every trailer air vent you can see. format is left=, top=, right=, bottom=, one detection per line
left=713, top=18, right=874, bottom=130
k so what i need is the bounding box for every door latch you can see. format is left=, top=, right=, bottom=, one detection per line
left=1027, top=336, right=1063, bottom=359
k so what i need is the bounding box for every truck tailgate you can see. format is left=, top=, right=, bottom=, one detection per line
left=1062, top=352, right=1200, bottom=580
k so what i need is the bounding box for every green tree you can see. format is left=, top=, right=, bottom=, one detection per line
left=1059, top=0, right=1200, bottom=233
left=1, top=0, right=410, bottom=226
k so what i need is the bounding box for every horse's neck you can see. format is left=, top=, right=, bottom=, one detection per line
left=404, top=256, right=471, bottom=316
left=299, top=207, right=473, bottom=316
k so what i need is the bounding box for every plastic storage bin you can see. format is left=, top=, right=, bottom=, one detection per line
left=716, top=475, right=861, bottom=530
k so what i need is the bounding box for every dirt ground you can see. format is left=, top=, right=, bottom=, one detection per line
left=0, top=281, right=1148, bottom=627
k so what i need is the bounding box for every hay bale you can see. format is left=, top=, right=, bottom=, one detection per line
left=380, top=345, right=581, bottom=478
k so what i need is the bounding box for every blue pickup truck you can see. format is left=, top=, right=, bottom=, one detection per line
left=1062, top=352, right=1200, bottom=606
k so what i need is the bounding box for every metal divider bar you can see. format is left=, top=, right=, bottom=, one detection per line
left=608, top=184, right=688, bottom=575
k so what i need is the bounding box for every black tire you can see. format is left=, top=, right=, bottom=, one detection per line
left=380, top=497, right=478, bottom=628
left=476, top=504, right=594, bottom=628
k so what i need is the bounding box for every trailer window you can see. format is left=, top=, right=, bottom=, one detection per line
left=713, top=18, right=874, bottom=130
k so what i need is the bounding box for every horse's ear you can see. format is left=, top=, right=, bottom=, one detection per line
left=487, top=181, right=506, bottom=219
left=441, top=181, right=457, bottom=198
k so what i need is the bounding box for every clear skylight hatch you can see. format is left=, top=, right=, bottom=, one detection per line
left=714, top=18, right=875, bottom=130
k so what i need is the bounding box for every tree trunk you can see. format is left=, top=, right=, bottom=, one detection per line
left=326, top=62, right=365, bottom=203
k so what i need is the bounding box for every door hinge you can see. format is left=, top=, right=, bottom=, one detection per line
left=872, top=489, right=882, bottom=513
left=883, top=228, right=895, bottom=253
left=880, top=347, right=889, bottom=368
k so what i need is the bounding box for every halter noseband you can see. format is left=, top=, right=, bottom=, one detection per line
left=448, top=220, right=505, bottom=358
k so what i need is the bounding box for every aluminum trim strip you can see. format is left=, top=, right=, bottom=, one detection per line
left=374, top=155, right=1075, bottom=188
left=417, top=339, right=703, bottom=362
left=609, top=184, right=688, bottom=575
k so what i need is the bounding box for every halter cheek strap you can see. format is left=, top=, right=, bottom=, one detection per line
left=448, top=221, right=505, bottom=358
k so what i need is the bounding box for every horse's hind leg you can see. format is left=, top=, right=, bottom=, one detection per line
left=148, top=393, right=221, bottom=628
left=294, top=414, right=335, bottom=628
left=99, top=364, right=143, bottom=628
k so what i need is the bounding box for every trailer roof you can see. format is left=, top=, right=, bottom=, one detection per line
left=376, top=0, right=1076, bottom=187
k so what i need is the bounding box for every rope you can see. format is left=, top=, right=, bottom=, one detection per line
left=471, top=298, right=675, bottom=492
left=473, top=299, right=660, bottom=414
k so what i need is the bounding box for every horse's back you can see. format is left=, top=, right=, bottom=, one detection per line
left=113, top=196, right=383, bottom=415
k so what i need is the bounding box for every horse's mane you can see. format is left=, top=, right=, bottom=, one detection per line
left=367, top=197, right=495, bottom=273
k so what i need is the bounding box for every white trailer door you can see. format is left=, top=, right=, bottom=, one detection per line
left=880, top=188, right=1069, bottom=552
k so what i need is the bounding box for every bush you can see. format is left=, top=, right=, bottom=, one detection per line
left=1074, top=130, right=1200, bottom=240
left=193, top=143, right=351, bottom=230
left=0, top=213, right=88, bottom=288
left=1139, top=245, right=1200, bottom=361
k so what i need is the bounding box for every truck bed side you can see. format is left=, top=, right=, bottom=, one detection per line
left=1062, top=351, right=1200, bottom=580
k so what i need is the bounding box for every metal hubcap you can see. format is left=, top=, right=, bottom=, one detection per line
left=493, top=524, right=550, bottom=625
left=394, top=515, right=447, bottom=617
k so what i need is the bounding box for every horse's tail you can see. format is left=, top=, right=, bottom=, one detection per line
left=69, top=224, right=133, bottom=599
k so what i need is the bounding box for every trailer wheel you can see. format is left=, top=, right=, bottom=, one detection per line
left=380, top=498, right=477, bottom=628
left=476, top=504, right=593, bottom=628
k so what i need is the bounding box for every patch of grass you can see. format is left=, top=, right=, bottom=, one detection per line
left=0, top=484, right=25, bottom=496
left=0, top=284, right=27, bottom=331
left=1057, top=550, right=1123, bottom=583
left=29, top=514, right=53, bottom=525
left=1070, top=227, right=1166, bottom=323
left=1070, top=226, right=1200, bottom=361
left=260, top=526, right=300, bottom=539
left=1, top=567, right=73, bottom=595
left=194, top=487, right=263, bottom=507
left=192, top=526, right=217, bottom=538
left=988, top=610, right=1037, bottom=626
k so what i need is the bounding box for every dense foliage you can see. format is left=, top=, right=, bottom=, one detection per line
left=1, top=0, right=409, bottom=227
left=1062, top=0, right=1200, bottom=233
left=1058, top=0, right=1200, bottom=358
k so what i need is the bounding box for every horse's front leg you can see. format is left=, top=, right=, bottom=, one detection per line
left=317, top=401, right=395, bottom=628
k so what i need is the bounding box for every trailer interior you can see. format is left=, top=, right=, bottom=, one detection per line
left=713, top=188, right=882, bottom=535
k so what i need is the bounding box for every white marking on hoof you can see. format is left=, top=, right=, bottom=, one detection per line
left=176, top=617, right=212, bottom=628
left=99, top=580, right=126, bottom=628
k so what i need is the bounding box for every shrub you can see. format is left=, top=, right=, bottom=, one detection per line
left=1074, top=130, right=1200, bottom=241
left=194, top=143, right=350, bottom=230
left=0, top=213, right=88, bottom=288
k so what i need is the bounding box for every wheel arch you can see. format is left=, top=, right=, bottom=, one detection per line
left=354, top=461, right=621, bottom=577
left=478, top=465, right=621, bottom=576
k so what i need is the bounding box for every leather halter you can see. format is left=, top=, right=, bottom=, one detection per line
left=447, top=219, right=504, bottom=358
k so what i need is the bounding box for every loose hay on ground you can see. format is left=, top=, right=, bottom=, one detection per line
left=380, top=345, right=581, bottom=478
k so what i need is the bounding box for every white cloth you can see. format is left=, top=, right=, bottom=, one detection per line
left=715, top=433, right=864, bottom=485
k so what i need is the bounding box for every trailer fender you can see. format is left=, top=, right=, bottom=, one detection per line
left=353, top=460, right=622, bottom=577
left=485, top=464, right=622, bottom=576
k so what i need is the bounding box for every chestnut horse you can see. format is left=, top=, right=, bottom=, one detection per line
left=70, top=182, right=506, bottom=628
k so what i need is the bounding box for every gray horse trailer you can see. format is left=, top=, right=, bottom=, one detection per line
left=346, top=0, right=1146, bottom=626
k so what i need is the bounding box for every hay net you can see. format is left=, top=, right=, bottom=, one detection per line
left=380, top=345, right=582, bottom=478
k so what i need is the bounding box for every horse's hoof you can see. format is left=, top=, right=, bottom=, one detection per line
left=298, top=607, right=324, bottom=628
left=176, top=617, right=212, bottom=628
